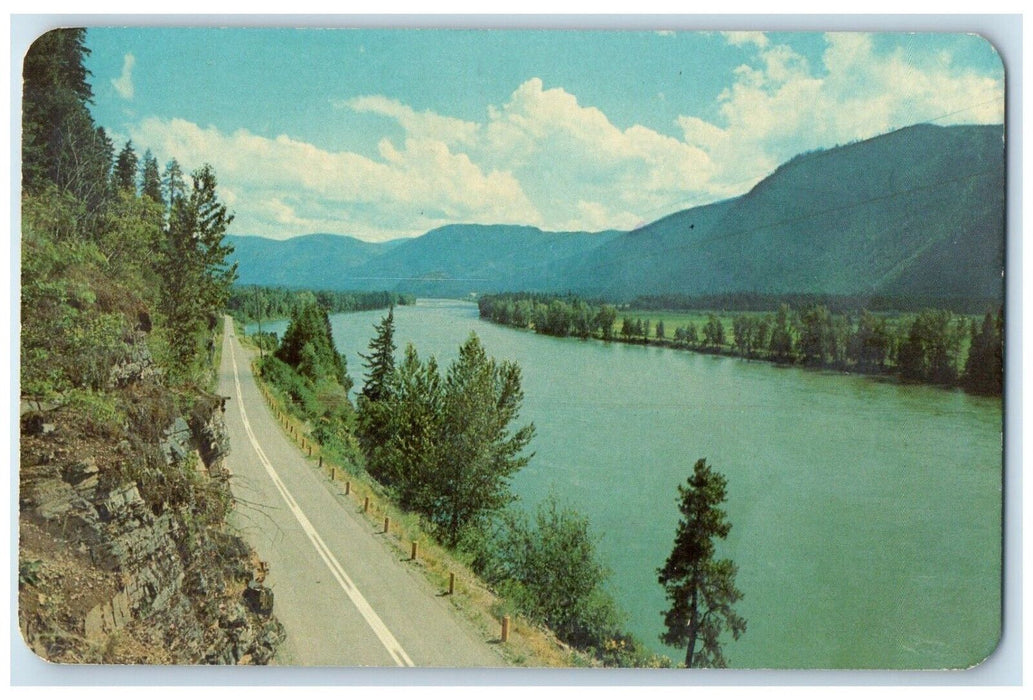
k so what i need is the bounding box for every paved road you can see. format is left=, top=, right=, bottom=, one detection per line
left=218, top=319, right=504, bottom=667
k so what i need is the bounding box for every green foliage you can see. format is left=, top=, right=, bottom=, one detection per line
left=22, top=28, right=113, bottom=219
left=897, top=309, right=966, bottom=384
left=768, top=304, right=795, bottom=363
left=702, top=313, right=725, bottom=350
left=356, top=307, right=398, bottom=459
left=63, top=389, right=128, bottom=438
left=962, top=309, right=1004, bottom=395
left=158, top=164, right=237, bottom=378
left=275, top=300, right=349, bottom=387
left=227, top=286, right=414, bottom=324
left=359, top=307, right=396, bottom=404
left=658, top=458, right=746, bottom=668
left=489, top=497, right=622, bottom=651
left=113, top=140, right=138, bottom=193
left=363, top=344, right=443, bottom=511
left=848, top=310, right=893, bottom=371
left=434, top=333, right=536, bottom=546
left=139, top=149, right=163, bottom=203
left=260, top=303, right=360, bottom=467
left=20, top=219, right=134, bottom=398
left=361, top=333, right=534, bottom=547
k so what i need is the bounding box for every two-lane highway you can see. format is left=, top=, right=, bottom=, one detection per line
left=218, top=319, right=503, bottom=666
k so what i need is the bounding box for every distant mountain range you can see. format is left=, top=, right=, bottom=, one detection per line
left=227, top=123, right=1005, bottom=303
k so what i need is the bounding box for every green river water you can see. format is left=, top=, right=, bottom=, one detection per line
left=251, top=298, right=1003, bottom=669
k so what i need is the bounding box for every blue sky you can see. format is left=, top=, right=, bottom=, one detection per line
left=81, top=27, right=1004, bottom=241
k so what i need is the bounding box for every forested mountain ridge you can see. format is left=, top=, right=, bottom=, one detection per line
left=227, top=123, right=1004, bottom=303
left=567, top=123, right=1004, bottom=301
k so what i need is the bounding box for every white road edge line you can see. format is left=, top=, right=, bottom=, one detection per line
left=226, top=326, right=415, bottom=667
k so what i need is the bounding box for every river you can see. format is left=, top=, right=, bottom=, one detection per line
left=249, top=298, right=1002, bottom=669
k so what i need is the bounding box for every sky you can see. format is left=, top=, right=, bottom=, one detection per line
left=78, top=27, right=1005, bottom=242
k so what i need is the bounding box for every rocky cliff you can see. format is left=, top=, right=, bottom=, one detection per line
left=18, top=335, right=284, bottom=664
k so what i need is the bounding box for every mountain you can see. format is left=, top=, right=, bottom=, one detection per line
left=562, top=123, right=1004, bottom=301
left=347, top=224, right=624, bottom=297
left=227, top=123, right=1004, bottom=303
left=227, top=233, right=392, bottom=289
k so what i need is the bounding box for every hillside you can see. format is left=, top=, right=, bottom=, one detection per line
left=228, top=233, right=392, bottom=288
left=348, top=224, right=624, bottom=297
left=564, top=123, right=1004, bottom=301
left=227, top=123, right=1004, bottom=303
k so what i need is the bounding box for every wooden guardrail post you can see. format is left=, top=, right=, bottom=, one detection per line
left=410, top=541, right=418, bottom=560
left=501, top=616, right=510, bottom=643
left=448, top=572, right=455, bottom=595
left=363, top=495, right=369, bottom=513
left=345, top=481, right=351, bottom=495
left=383, top=516, right=391, bottom=534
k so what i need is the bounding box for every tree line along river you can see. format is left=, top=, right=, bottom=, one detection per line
left=250, top=298, right=1003, bottom=669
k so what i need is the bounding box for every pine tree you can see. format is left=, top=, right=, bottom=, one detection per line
left=162, top=158, right=186, bottom=212
left=658, top=458, right=746, bottom=668
left=113, top=140, right=138, bottom=193
left=962, top=309, right=1003, bottom=395
left=360, top=307, right=396, bottom=403
left=140, top=149, right=163, bottom=202
left=159, top=164, right=237, bottom=375
left=356, top=307, right=398, bottom=456
left=22, top=28, right=114, bottom=229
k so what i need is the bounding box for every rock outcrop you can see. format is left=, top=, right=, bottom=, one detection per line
left=18, top=367, right=284, bottom=664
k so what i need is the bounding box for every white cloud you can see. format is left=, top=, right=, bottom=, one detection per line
left=722, top=31, right=769, bottom=50
left=679, top=32, right=1004, bottom=195
left=342, top=95, right=479, bottom=147
left=125, top=35, right=1003, bottom=241
left=111, top=53, right=135, bottom=100
left=130, top=116, right=539, bottom=240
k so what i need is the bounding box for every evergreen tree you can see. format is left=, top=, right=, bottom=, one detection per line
left=962, top=309, right=1004, bottom=395
left=275, top=299, right=346, bottom=386
left=162, top=158, right=186, bottom=212
left=366, top=344, right=443, bottom=510
left=356, top=307, right=398, bottom=457
left=159, top=164, right=237, bottom=375
left=140, top=149, right=163, bottom=202
left=113, top=140, right=138, bottom=193
left=359, top=307, right=396, bottom=403
left=658, top=458, right=746, bottom=668
left=22, top=28, right=114, bottom=229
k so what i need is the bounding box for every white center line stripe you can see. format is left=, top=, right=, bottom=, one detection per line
left=227, top=330, right=414, bottom=667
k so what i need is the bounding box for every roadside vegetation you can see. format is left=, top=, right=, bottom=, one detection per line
left=478, top=292, right=1003, bottom=396
left=250, top=302, right=673, bottom=667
